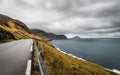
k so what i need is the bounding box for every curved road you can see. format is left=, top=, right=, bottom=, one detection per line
left=0, top=39, right=33, bottom=75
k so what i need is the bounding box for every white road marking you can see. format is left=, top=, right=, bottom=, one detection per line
left=25, top=60, right=32, bottom=75
left=29, top=45, right=33, bottom=51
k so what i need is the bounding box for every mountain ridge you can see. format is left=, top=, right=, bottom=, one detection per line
left=31, top=29, right=67, bottom=40
left=0, top=14, right=119, bottom=75
left=0, top=14, right=67, bottom=42
left=0, top=14, right=41, bottom=41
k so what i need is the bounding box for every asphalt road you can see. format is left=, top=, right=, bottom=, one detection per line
left=0, top=39, right=33, bottom=75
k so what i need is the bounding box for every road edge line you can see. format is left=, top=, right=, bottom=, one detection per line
left=25, top=60, right=32, bottom=75
left=29, top=45, right=33, bottom=51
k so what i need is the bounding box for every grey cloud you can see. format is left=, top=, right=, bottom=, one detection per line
left=87, top=28, right=120, bottom=34
left=0, top=0, right=120, bottom=38
left=96, top=2, right=120, bottom=17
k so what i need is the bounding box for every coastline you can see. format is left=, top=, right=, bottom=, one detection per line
left=50, top=43, right=120, bottom=74
left=52, top=44, right=86, bottom=61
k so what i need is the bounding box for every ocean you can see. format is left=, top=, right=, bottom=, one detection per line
left=50, top=38, right=120, bottom=72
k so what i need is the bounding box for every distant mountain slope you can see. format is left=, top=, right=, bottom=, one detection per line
left=31, top=29, right=67, bottom=40
left=0, top=14, right=67, bottom=42
left=0, top=14, right=41, bottom=42
left=70, top=36, right=81, bottom=40
left=0, top=14, right=120, bottom=75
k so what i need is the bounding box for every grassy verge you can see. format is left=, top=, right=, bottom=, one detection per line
left=37, top=40, right=119, bottom=75
left=31, top=41, right=41, bottom=75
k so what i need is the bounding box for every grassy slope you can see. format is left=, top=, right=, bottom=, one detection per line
left=0, top=20, right=41, bottom=41
left=38, top=40, right=119, bottom=75
left=0, top=14, right=119, bottom=75
left=0, top=28, right=15, bottom=42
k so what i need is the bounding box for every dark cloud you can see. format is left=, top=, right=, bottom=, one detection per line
left=96, top=2, right=120, bottom=17
left=0, top=0, right=120, bottom=38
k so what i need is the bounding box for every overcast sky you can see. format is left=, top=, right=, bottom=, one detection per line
left=0, top=0, right=120, bottom=38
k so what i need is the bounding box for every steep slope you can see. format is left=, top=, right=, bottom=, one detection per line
left=0, top=14, right=66, bottom=41
left=0, top=14, right=41, bottom=41
left=0, top=28, right=15, bottom=42
left=31, top=29, right=67, bottom=40
left=0, top=14, right=119, bottom=75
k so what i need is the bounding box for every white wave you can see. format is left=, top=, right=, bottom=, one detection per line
left=106, top=68, right=120, bottom=74
left=52, top=44, right=86, bottom=61
left=51, top=44, right=120, bottom=74
left=112, top=69, right=120, bottom=74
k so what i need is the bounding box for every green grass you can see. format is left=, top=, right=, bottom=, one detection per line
left=37, top=40, right=119, bottom=75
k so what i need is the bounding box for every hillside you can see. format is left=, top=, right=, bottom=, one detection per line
left=0, top=28, right=15, bottom=42
left=31, top=29, right=67, bottom=40
left=0, top=14, right=41, bottom=42
left=0, top=14, right=67, bottom=42
left=0, top=14, right=119, bottom=75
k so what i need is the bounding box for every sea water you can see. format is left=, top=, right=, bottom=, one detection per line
left=50, top=38, right=120, bottom=71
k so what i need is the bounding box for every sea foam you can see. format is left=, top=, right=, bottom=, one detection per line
left=51, top=43, right=120, bottom=74
left=52, top=44, right=86, bottom=61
